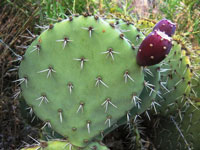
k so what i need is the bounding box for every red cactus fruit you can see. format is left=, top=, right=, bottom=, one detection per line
left=153, top=19, right=176, bottom=36
left=136, top=30, right=172, bottom=66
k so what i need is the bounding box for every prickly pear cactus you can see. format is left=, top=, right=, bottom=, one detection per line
left=18, top=15, right=145, bottom=147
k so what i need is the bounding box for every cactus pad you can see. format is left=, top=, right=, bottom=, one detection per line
left=18, top=15, right=144, bottom=147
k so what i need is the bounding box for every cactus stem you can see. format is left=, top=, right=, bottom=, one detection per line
left=151, top=100, right=161, bottom=114
left=101, top=98, right=117, bottom=112
left=73, top=57, right=89, bottom=69
left=56, top=37, right=73, bottom=49
left=13, top=77, right=28, bottom=87
left=67, top=82, right=73, bottom=94
left=101, top=48, right=120, bottom=60
left=86, top=121, right=91, bottom=134
left=38, top=66, right=56, bottom=78
left=41, top=121, right=51, bottom=129
left=81, top=26, right=95, bottom=38
left=95, top=76, right=108, bottom=88
left=30, top=44, right=40, bottom=54
left=124, top=71, right=134, bottom=83
left=77, top=102, right=84, bottom=113
left=105, top=116, right=112, bottom=127
left=131, top=94, right=141, bottom=109
left=58, top=109, right=63, bottom=123
left=36, top=94, right=49, bottom=106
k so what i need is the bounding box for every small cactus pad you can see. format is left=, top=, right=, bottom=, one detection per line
left=21, top=140, right=109, bottom=150
left=18, top=15, right=144, bottom=147
left=153, top=19, right=176, bottom=36
left=153, top=104, right=200, bottom=150
left=155, top=42, right=192, bottom=116
left=136, top=30, right=172, bottom=66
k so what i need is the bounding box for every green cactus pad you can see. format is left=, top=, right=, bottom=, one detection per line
left=106, top=19, right=145, bottom=47
left=156, top=42, right=192, bottom=115
left=18, top=15, right=144, bottom=147
left=21, top=140, right=109, bottom=150
left=153, top=103, right=200, bottom=150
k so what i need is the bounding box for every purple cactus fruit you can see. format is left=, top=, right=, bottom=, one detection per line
left=153, top=19, right=176, bottom=36
left=136, top=30, right=172, bottom=66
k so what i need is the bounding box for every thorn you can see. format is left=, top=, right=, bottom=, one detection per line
left=16, top=45, right=28, bottom=49
left=30, top=44, right=41, bottom=54
left=143, top=67, right=154, bottom=77
left=101, top=98, right=117, bottom=112
left=95, top=76, right=108, bottom=88
left=151, top=100, right=161, bottom=114
left=126, top=111, right=131, bottom=122
left=160, top=81, right=170, bottom=92
left=101, top=48, right=120, bottom=60
left=82, top=26, right=95, bottom=38
left=26, top=107, right=33, bottom=116
left=144, top=80, right=155, bottom=93
left=186, top=97, right=199, bottom=110
left=13, top=77, right=28, bottom=87
left=36, top=94, right=49, bottom=106
left=31, top=116, right=36, bottom=123
left=131, top=94, right=141, bottom=109
left=134, top=114, right=141, bottom=122
left=73, top=57, right=89, bottom=69
left=145, top=110, right=151, bottom=121
left=67, top=83, right=73, bottom=94
left=41, top=121, right=51, bottom=129
left=58, top=109, right=63, bottom=123
left=105, top=116, right=112, bottom=127
left=56, top=37, right=73, bottom=49
left=38, top=66, right=56, bottom=78
left=35, top=24, right=49, bottom=30
left=13, top=88, right=21, bottom=100
left=11, top=55, right=23, bottom=63
left=86, top=121, right=91, bottom=134
left=77, top=102, right=84, bottom=113
left=159, top=68, right=171, bottom=73
left=170, top=116, right=191, bottom=150
left=65, top=143, right=73, bottom=150
left=28, top=135, right=40, bottom=145
left=124, top=71, right=134, bottom=83
left=8, top=66, right=19, bottom=72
